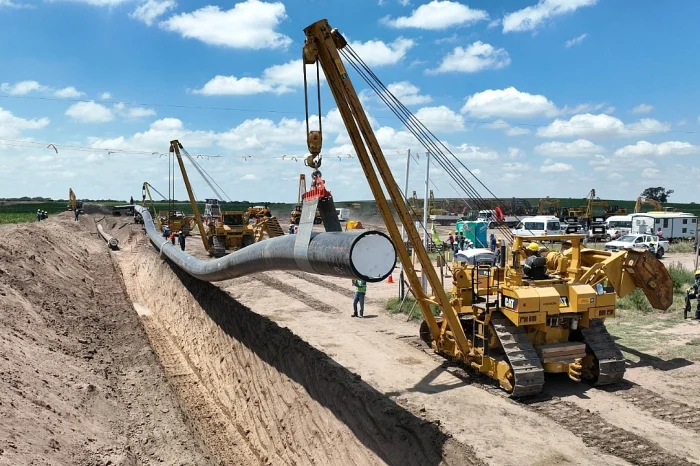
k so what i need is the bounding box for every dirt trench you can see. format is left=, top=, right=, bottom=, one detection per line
left=115, top=233, right=481, bottom=466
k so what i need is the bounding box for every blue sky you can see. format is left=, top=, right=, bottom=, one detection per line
left=1, top=0, right=699, bottom=203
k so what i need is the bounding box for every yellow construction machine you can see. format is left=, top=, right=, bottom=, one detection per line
left=537, top=198, right=560, bottom=216
left=247, top=205, right=272, bottom=219
left=345, top=220, right=364, bottom=230
left=251, top=216, right=285, bottom=242
left=66, top=188, right=83, bottom=211
left=290, top=174, right=322, bottom=225
left=634, top=196, right=663, bottom=213
left=301, top=19, right=674, bottom=396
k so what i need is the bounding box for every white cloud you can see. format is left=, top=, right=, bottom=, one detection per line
left=502, top=162, right=530, bottom=171
left=381, top=0, right=488, bottom=29
left=1, top=80, right=85, bottom=98
left=631, top=104, right=654, bottom=114
left=1, top=80, right=49, bottom=95
left=348, top=37, right=414, bottom=66
left=386, top=81, right=432, bottom=105
left=507, top=147, right=525, bottom=159
left=54, top=86, right=84, bottom=98
left=193, top=59, right=328, bottom=96
left=540, top=162, right=573, bottom=173
left=642, top=168, right=659, bottom=179
left=414, top=106, right=464, bottom=132
left=65, top=101, right=114, bottom=123
left=452, top=143, right=499, bottom=160
left=160, top=1, right=292, bottom=50
left=100, top=92, right=112, bottom=100
left=0, top=107, right=50, bottom=137
left=481, top=119, right=531, bottom=136
left=428, top=41, right=510, bottom=74
left=240, top=174, right=259, bottom=181
left=534, top=139, right=604, bottom=157
left=124, top=107, right=157, bottom=118
left=462, top=87, right=558, bottom=118
left=537, top=113, right=670, bottom=139
left=130, top=0, right=176, bottom=26
left=613, top=141, right=700, bottom=158
left=53, top=0, right=131, bottom=5
left=0, top=0, right=29, bottom=7
left=503, top=0, right=598, bottom=33
left=565, top=33, right=587, bottom=48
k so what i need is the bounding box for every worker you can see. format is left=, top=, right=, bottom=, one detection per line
left=43, top=210, right=48, bottom=220
left=523, top=242, right=547, bottom=279
left=458, top=232, right=465, bottom=251
left=688, top=270, right=700, bottom=320
left=294, top=225, right=299, bottom=234
left=489, top=233, right=496, bottom=252
left=74, top=208, right=80, bottom=222
left=289, top=224, right=295, bottom=235
left=36, top=209, right=41, bottom=222
left=169, top=231, right=176, bottom=245
left=613, top=230, right=622, bottom=240
left=492, top=239, right=502, bottom=266
left=656, top=228, right=663, bottom=239
left=130, top=196, right=134, bottom=205
left=448, top=233, right=455, bottom=251
left=351, top=279, right=367, bottom=318
left=162, top=226, right=170, bottom=240
left=177, top=231, right=186, bottom=251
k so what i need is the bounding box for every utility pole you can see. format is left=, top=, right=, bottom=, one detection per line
left=399, top=149, right=410, bottom=300
left=422, top=151, right=430, bottom=294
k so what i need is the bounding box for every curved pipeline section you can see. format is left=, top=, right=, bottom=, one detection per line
left=97, top=223, right=119, bottom=250
left=135, top=206, right=396, bottom=283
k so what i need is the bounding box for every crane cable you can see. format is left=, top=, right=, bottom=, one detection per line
left=339, top=45, right=518, bottom=244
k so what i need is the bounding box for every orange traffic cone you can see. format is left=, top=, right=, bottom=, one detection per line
left=386, top=275, right=394, bottom=284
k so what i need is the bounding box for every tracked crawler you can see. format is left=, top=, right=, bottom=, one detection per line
left=301, top=18, right=673, bottom=397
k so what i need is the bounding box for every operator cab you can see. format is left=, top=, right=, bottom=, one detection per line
left=222, top=213, right=244, bottom=226
left=453, top=248, right=495, bottom=266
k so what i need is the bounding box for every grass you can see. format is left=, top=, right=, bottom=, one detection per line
left=667, top=262, right=695, bottom=293
left=0, top=202, right=68, bottom=224
left=385, top=296, right=443, bottom=321
left=668, top=241, right=698, bottom=254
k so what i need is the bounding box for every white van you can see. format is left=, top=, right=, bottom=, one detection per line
left=335, top=208, right=350, bottom=222
left=512, top=215, right=561, bottom=237
left=605, top=215, right=633, bottom=239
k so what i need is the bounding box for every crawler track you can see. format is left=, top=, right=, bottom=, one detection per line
left=491, top=313, right=545, bottom=397
left=580, top=319, right=626, bottom=386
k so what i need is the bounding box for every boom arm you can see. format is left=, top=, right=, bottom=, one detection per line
left=303, top=20, right=470, bottom=352
left=169, top=140, right=212, bottom=253
left=634, top=196, right=662, bottom=213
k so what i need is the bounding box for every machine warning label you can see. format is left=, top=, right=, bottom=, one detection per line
left=559, top=296, right=570, bottom=307
left=578, top=297, right=595, bottom=304
left=501, top=295, right=518, bottom=309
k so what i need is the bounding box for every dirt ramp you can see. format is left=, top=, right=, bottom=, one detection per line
left=0, top=219, right=209, bottom=465
left=120, top=247, right=481, bottom=466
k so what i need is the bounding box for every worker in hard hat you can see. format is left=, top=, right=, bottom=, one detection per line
left=523, top=242, right=547, bottom=279
left=36, top=209, right=42, bottom=222
left=685, top=269, right=700, bottom=320
left=492, top=238, right=503, bottom=266
left=177, top=230, right=186, bottom=251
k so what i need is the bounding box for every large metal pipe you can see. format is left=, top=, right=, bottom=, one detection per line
left=97, top=223, right=119, bottom=250
left=135, top=206, right=396, bottom=283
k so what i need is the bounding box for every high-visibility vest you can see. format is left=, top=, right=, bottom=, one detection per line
left=354, top=280, right=367, bottom=294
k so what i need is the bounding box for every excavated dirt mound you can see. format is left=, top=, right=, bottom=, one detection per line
left=116, top=232, right=481, bottom=465
left=0, top=214, right=208, bottom=465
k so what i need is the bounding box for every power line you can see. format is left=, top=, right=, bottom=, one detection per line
left=1, top=93, right=696, bottom=135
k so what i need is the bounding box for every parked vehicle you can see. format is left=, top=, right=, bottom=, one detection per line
left=335, top=208, right=350, bottom=222
left=605, top=215, right=633, bottom=239
left=630, top=212, right=697, bottom=241
left=604, top=234, right=670, bottom=258
left=512, top=215, right=561, bottom=237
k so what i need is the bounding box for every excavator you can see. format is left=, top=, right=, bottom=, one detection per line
left=537, top=198, right=560, bottom=216
left=563, top=189, right=626, bottom=223
left=634, top=196, right=663, bottom=213
left=66, top=188, right=83, bottom=212
left=301, top=19, right=673, bottom=396
left=290, top=174, right=323, bottom=225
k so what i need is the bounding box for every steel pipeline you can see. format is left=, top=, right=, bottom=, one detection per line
left=135, top=206, right=396, bottom=282
left=97, top=223, right=120, bottom=250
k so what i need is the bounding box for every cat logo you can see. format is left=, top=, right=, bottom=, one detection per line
left=502, top=296, right=518, bottom=309
left=559, top=296, right=570, bottom=307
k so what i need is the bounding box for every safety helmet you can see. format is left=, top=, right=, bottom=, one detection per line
left=496, top=240, right=501, bottom=246
left=37, top=209, right=40, bottom=212
left=527, top=242, right=540, bottom=252
left=695, top=269, right=700, bottom=276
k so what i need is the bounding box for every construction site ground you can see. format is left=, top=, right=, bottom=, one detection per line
left=2, top=209, right=700, bottom=466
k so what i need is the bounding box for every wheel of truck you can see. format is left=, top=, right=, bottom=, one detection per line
left=656, top=247, right=664, bottom=259
left=605, top=234, right=611, bottom=242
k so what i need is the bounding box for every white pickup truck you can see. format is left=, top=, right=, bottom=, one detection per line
left=604, top=234, right=670, bottom=258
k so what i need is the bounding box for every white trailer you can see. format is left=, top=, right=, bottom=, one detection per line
left=429, top=214, right=460, bottom=225
left=630, top=212, right=698, bottom=241
left=605, top=215, right=633, bottom=239
left=477, top=209, right=519, bottom=228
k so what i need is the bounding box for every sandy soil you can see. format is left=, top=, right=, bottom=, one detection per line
left=6, top=209, right=700, bottom=466
left=0, top=214, right=208, bottom=465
